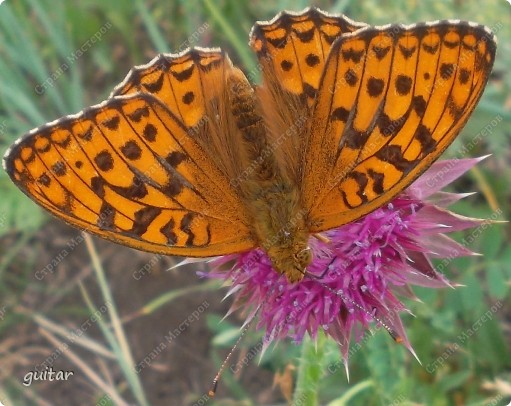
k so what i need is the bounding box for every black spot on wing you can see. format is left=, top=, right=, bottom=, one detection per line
left=459, top=68, right=471, bottom=84
left=341, top=48, right=364, bottom=63
left=102, top=116, right=120, bottom=130
left=182, top=91, right=195, bottom=105
left=160, top=218, right=178, bottom=245
left=127, top=106, right=150, bottom=122
left=131, top=206, right=161, bottom=236
left=305, top=53, right=320, bottom=67
left=37, top=173, right=51, bottom=187
left=51, top=161, right=66, bottom=177
left=295, top=27, right=315, bottom=42
left=422, top=42, right=439, bottom=54
left=399, top=44, right=416, bottom=59
left=98, top=202, right=116, bottom=230
left=395, top=75, right=412, bottom=96
left=415, top=124, right=436, bottom=155
left=94, top=150, right=114, bottom=172
left=332, top=107, right=350, bottom=122
left=166, top=151, right=187, bottom=167
left=344, top=69, right=358, bottom=86
left=367, top=77, right=384, bottom=97
left=440, top=63, right=454, bottom=80
left=143, top=73, right=164, bottom=93
left=91, top=176, right=106, bottom=198
left=372, top=45, right=390, bottom=60
left=78, top=125, right=94, bottom=141
left=180, top=213, right=195, bottom=246
left=367, top=169, right=384, bottom=194
left=376, top=145, right=416, bottom=173
left=281, top=60, right=293, bottom=71
left=171, top=65, right=194, bottom=82
left=143, top=124, right=157, bottom=142
left=111, top=175, right=148, bottom=200
left=344, top=127, right=370, bottom=149
left=412, top=95, right=427, bottom=117
left=120, top=140, right=142, bottom=161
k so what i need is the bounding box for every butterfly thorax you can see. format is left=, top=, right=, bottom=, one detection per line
left=227, top=69, right=312, bottom=283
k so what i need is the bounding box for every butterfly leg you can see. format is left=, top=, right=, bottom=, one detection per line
left=306, top=256, right=337, bottom=280
left=313, top=233, right=330, bottom=244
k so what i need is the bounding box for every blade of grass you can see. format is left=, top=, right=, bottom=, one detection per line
left=31, top=312, right=116, bottom=359
left=83, top=234, right=149, bottom=406
left=0, top=231, right=33, bottom=273
left=135, top=0, right=169, bottom=53
left=11, top=382, right=53, bottom=406
left=202, top=0, right=255, bottom=71
left=326, top=380, right=374, bottom=406
left=28, top=0, right=71, bottom=57
left=39, top=327, right=130, bottom=406
left=471, top=164, right=501, bottom=213
left=292, top=332, right=328, bottom=406
left=331, top=0, right=357, bottom=14
left=122, top=279, right=219, bottom=323
left=0, top=3, right=67, bottom=113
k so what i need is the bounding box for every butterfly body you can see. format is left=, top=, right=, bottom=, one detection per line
left=228, top=67, right=312, bottom=282
left=3, top=8, right=496, bottom=284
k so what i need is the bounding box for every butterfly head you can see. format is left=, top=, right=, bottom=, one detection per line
left=294, top=246, right=313, bottom=269
left=267, top=239, right=313, bottom=284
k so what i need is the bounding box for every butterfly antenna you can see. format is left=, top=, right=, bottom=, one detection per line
left=303, top=261, right=403, bottom=344
left=209, top=303, right=261, bottom=397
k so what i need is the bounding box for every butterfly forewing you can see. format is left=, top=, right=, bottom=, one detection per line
left=250, top=8, right=367, bottom=104
left=249, top=8, right=367, bottom=185
left=304, top=22, right=496, bottom=231
left=111, top=49, right=227, bottom=128
left=111, top=49, right=251, bottom=187
left=5, top=89, right=256, bottom=257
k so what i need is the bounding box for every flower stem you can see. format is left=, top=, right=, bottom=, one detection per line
left=292, top=332, right=327, bottom=406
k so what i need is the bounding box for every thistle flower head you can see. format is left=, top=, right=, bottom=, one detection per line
left=206, top=158, right=488, bottom=365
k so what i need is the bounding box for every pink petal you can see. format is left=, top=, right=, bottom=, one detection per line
left=414, top=206, right=486, bottom=234
left=420, top=234, right=479, bottom=258
left=409, top=156, right=489, bottom=199
left=426, top=191, right=476, bottom=207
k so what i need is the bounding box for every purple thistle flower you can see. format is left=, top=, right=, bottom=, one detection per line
left=205, top=157, right=489, bottom=368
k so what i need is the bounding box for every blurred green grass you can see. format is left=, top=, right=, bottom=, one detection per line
left=0, top=0, right=510, bottom=405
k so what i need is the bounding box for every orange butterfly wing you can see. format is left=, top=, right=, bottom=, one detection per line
left=111, top=49, right=223, bottom=128
left=304, top=21, right=496, bottom=231
left=250, top=8, right=367, bottom=104
left=4, top=50, right=256, bottom=257
left=249, top=8, right=367, bottom=183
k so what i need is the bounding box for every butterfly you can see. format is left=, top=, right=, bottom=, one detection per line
left=3, top=8, right=496, bottom=283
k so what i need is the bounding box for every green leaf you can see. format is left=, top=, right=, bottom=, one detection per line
left=486, top=263, right=508, bottom=299
left=479, top=225, right=503, bottom=260
left=476, top=313, right=510, bottom=370
left=212, top=327, right=242, bottom=347
left=438, top=370, right=472, bottom=391
left=293, top=333, right=328, bottom=406
left=500, top=248, right=511, bottom=278
left=460, top=272, right=484, bottom=312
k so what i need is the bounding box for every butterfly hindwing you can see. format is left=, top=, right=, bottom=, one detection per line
left=304, top=21, right=496, bottom=231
